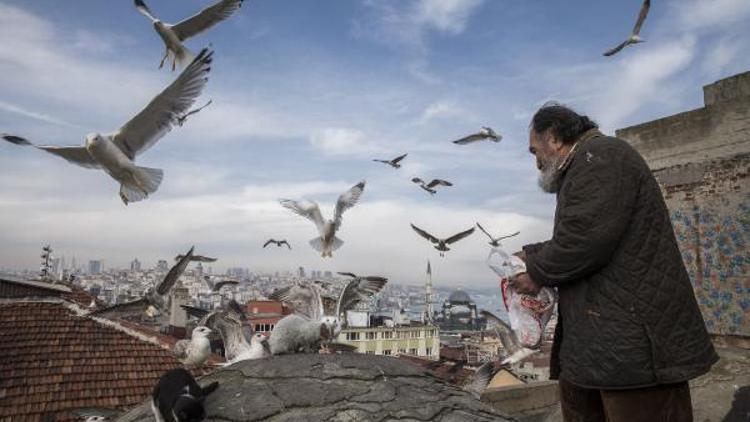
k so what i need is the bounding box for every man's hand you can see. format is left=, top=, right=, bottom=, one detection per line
left=512, top=272, right=541, bottom=295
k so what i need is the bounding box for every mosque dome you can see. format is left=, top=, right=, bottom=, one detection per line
left=448, top=290, right=472, bottom=305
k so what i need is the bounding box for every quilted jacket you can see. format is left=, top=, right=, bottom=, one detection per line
left=524, top=135, right=718, bottom=389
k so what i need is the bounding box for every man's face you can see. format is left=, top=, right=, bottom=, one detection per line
left=529, top=131, right=565, bottom=193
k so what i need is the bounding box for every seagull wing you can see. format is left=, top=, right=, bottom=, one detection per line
left=280, top=240, right=291, bottom=249
left=632, top=0, right=651, bottom=36
left=337, top=272, right=357, bottom=278
left=453, top=133, right=483, bottom=145
left=181, top=305, right=210, bottom=320
left=333, top=180, right=365, bottom=229
left=213, top=280, right=239, bottom=292
left=335, top=276, right=388, bottom=317
left=192, top=255, right=217, bottom=263
left=411, top=224, right=440, bottom=244
left=481, top=310, right=521, bottom=356
left=445, top=227, right=475, bottom=244
left=2, top=135, right=100, bottom=169
left=391, top=153, right=408, bottom=164
left=427, top=179, right=452, bottom=188
left=112, top=49, right=213, bottom=159
left=133, top=0, right=158, bottom=22
left=226, top=299, right=247, bottom=320
left=475, top=222, right=495, bottom=241
left=173, top=339, right=190, bottom=360
left=603, top=40, right=629, bottom=57
left=497, top=231, right=521, bottom=241
left=372, top=159, right=389, bottom=164
left=91, top=298, right=149, bottom=318
left=280, top=199, right=325, bottom=233
left=263, top=239, right=273, bottom=248
left=411, top=177, right=424, bottom=185
left=269, top=284, right=322, bottom=321
left=157, top=246, right=194, bottom=295
left=171, top=0, right=244, bottom=41
left=465, top=361, right=494, bottom=398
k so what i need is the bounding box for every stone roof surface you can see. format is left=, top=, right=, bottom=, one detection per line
left=117, top=354, right=515, bottom=422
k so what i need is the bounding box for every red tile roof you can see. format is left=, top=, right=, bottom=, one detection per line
left=0, top=302, right=187, bottom=421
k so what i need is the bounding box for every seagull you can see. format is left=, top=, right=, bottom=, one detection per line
left=372, top=153, right=408, bottom=169
left=92, top=247, right=194, bottom=320
left=603, top=0, right=651, bottom=57
left=452, top=127, right=501, bottom=145
left=412, top=178, right=452, bottom=195
left=202, top=276, right=239, bottom=292
left=476, top=223, right=520, bottom=247
left=410, top=224, right=475, bottom=257
left=464, top=361, right=497, bottom=399
left=174, top=253, right=217, bottom=262
left=172, top=325, right=213, bottom=367
left=263, top=239, right=292, bottom=249
left=176, top=99, right=212, bottom=127
left=327, top=273, right=388, bottom=336
left=279, top=180, right=365, bottom=257
left=213, top=312, right=270, bottom=363
left=1, top=49, right=213, bottom=205
left=481, top=310, right=538, bottom=365
left=134, top=0, right=243, bottom=70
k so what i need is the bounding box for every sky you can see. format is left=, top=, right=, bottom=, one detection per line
left=1, top=0, right=749, bottom=290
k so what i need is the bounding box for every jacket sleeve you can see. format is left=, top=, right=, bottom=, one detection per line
left=525, top=147, right=639, bottom=287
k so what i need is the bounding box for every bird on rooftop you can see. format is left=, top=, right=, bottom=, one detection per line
left=134, top=0, right=243, bottom=70
left=411, top=224, right=475, bottom=257
left=476, top=223, right=520, bottom=247
left=372, top=153, right=408, bottom=169
left=452, top=127, right=501, bottom=145
left=412, top=177, right=452, bottom=195
left=279, top=180, right=365, bottom=257
left=263, top=239, right=292, bottom=249
left=92, top=247, right=195, bottom=320
left=481, top=310, right=538, bottom=365
left=172, top=325, right=213, bottom=367
left=1, top=49, right=213, bottom=205
left=603, top=0, right=651, bottom=57
left=176, top=99, right=212, bottom=127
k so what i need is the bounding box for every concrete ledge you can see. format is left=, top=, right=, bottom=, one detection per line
left=481, top=381, right=559, bottom=421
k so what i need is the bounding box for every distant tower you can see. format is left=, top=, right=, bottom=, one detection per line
left=156, top=260, right=169, bottom=272
left=130, top=258, right=141, bottom=272
left=40, top=245, right=53, bottom=281
left=424, top=260, right=434, bottom=323
left=169, top=286, right=190, bottom=332
left=298, top=266, right=306, bottom=278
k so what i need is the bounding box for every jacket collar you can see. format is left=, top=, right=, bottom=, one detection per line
left=557, top=128, right=603, bottom=173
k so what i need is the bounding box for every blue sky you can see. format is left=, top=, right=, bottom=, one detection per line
left=1, top=0, right=749, bottom=289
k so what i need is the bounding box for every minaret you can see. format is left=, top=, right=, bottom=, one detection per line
left=40, top=245, right=52, bottom=282
left=425, top=260, right=434, bottom=323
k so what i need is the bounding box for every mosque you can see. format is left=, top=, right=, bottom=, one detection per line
left=432, top=289, right=486, bottom=332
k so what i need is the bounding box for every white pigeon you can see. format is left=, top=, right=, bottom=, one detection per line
left=134, top=0, right=243, bottom=70
left=173, top=325, right=213, bottom=367
left=452, top=127, right=501, bottom=145
left=279, top=180, right=365, bottom=257
left=603, top=0, right=651, bottom=57
left=481, top=310, right=538, bottom=365
left=1, top=50, right=213, bottom=205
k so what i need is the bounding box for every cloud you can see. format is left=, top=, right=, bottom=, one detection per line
left=309, top=127, right=383, bottom=156
left=675, top=0, right=750, bottom=32
left=418, top=101, right=474, bottom=123
left=414, top=0, right=485, bottom=34
left=0, top=100, right=82, bottom=128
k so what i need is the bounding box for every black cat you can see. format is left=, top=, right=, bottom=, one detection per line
left=151, top=368, right=219, bottom=422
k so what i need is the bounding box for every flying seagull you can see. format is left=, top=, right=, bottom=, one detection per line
left=172, top=325, right=212, bottom=367
left=411, top=224, right=475, bottom=257
left=279, top=180, right=365, bottom=257
left=176, top=99, right=212, bottom=127
left=603, top=0, right=651, bottom=57
left=464, top=361, right=498, bottom=399
left=476, top=223, right=520, bottom=247
left=481, top=310, right=538, bottom=365
left=452, top=127, right=501, bottom=145
left=263, top=239, right=292, bottom=249
left=134, top=0, right=243, bottom=70
left=174, top=253, right=217, bottom=263
left=92, top=247, right=195, bottom=320
left=202, top=276, right=239, bottom=292
left=412, top=178, right=452, bottom=195
left=1, top=49, right=213, bottom=205
left=373, top=153, right=408, bottom=169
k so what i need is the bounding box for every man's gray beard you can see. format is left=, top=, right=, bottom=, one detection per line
left=537, top=154, right=565, bottom=193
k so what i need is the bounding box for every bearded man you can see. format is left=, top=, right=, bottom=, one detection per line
left=514, top=103, right=717, bottom=422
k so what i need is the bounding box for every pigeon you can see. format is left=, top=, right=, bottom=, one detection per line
left=176, top=99, right=212, bottom=127
left=202, top=276, right=239, bottom=292
left=263, top=239, right=292, bottom=249
left=175, top=253, right=217, bottom=263
left=373, top=153, right=408, bottom=168
left=172, top=325, right=212, bottom=367
left=603, top=0, right=651, bottom=57
left=481, top=310, right=538, bottom=365
left=1, top=50, right=213, bottom=205
left=134, top=0, right=243, bottom=70
left=476, top=223, right=520, bottom=247
left=412, top=178, right=452, bottom=195
left=410, top=224, right=475, bottom=257
left=452, top=127, right=501, bottom=145
left=92, top=247, right=194, bottom=320
left=279, top=180, right=365, bottom=257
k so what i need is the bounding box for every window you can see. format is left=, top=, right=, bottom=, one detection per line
left=366, top=332, right=376, bottom=340
left=382, top=331, right=393, bottom=339
left=410, top=331, right=420, bottom=339
left=346, top=332, right=360, bottom=341
left=398, top=348, right=406, bottom=354
left=425, top=347, right=432, bottom=356
left=383, top=350, right=392, bottom=356
left=409, top=348, right=418, bottom=355
left=365, top=350, right=375, bottom=355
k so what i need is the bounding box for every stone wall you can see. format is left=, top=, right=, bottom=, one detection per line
left=616, top=71, right=750, bottom=337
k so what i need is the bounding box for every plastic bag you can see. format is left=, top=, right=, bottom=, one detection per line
left=486, top=247, right=556, bottom=348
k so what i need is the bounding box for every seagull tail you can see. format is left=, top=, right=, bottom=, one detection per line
left=330, top=236, right=344, bottom=252
left=173, top=44, right=194, bottom=69
left=119, top=184, right=147, bottom=205
left=135, top=166, right=164, bottom=194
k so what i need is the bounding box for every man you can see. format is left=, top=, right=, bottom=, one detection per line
left=514, top=103, right=717, bottom=422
